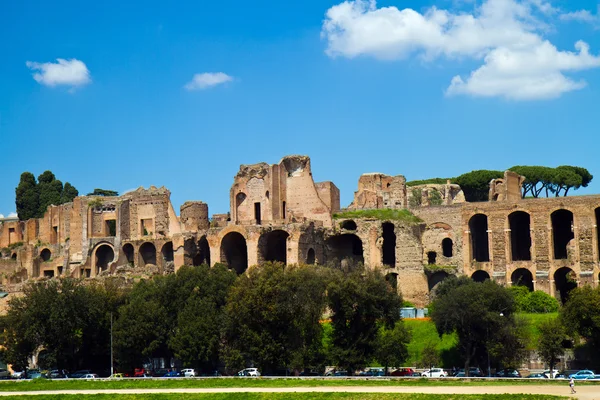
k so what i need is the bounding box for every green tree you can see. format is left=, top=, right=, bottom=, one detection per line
left=37, top=171, right=63, bottom=216
left=15, top=172, right=39, bottom=221
left=552, top=166, right=592, bottom=196
left=419, top=341, right=441, bottom=369
left=509, top=166, right=555, bottom=198
left=168, top=264, right=237, bottom=373
left=0, top=278, right=126, bottom=372
left=375, top=323, right=411, bottom=375
left=538, top=318, right=568, bottom=374
left=223, top=263, right=329, bottom=374
left=454, top=170, right=504, bottom=202
left=526, top=291, right=559, bottom=313
left=560, top=286, right=600, bottom=367
left=87, top=189, right=119, bottom=196
left=61, top=182, right=79, bottom=203
left=430, top=277, right=519, bottom=376
left=327, top=265, right=403, bottom=374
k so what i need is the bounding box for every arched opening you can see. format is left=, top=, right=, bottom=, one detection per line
left=11, top=253, right=16, bottom=260
left=40, top=248, right=51, bottom=262
left=471, top=270, right=490, bottom=282
left=95, top=244, right=115, bottom=273
left=511, top=268, right=534, bottom=292
left=162, top=242, right=174, bottom=262
left=139, top=242, right=157, bottom=266
left=306, top=248, right=316, bottom=265
left=509, top=211, right=531, bottom=261
left=382, top=222, right=396, bottom=267
left=385, top=273, right=398, bottom=291
left=469, top=214, right=490, bottom=262
left=123, top=243, right=134, bottom=265
left=428, top=271, right=449, bottom=292
left=221, top=232, right=248, bottom=274
left=340, top=220, right=357, bottom=230
left=595, top=208, right=600, bottom=261
left=427, top=251, right=437, bottom=265
left=193, top=236, right=211, bottom=266
left=326, top=234, right=364, bottom=265
left=551, top=209, right=574, bottom=260
left=258, top=230, right=289, bottom=264
left=442, top=238, right=453, bottom=258
left=554, top=267, right=577, bottom=304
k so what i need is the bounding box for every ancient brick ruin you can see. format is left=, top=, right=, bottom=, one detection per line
left=0, top=154, right=596, bottom=307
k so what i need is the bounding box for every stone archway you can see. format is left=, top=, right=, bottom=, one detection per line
left=221, top=232, right=248, bottom=274
left=258, top=230, right=290, bottom=265
left=509, top=211, right=532, bottom=261
left=325, top=234, right=364, bottom=265
left=139, top=242, right=157, bottom=266
left=511, top=268, right=534, bottom=292
left=40, top=248, right=51, bottom=262
left=469, top=214, right=489, bottom=262
left=428, top=271, right=449, bottom=292
left=551, top=210, right=574, bottom=260
left=94, top=244, right=115, bottom=273
left=306, top=248, right=316, bottom=265
left=554, top=267, right=577, bottom=304
left=471, top=270, right=490, bottom=282
left=123, top=243, right=134, bottom=265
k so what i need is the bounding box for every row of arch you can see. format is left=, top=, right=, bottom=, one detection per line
left=469, top=209, right=576, bottom=262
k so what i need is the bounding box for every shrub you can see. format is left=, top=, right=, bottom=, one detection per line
left=526, top=290, right=559, bottom=313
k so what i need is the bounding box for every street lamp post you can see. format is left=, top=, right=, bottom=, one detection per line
left=110, top=312, right=114, bottom=378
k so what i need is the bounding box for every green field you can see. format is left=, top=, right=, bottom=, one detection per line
left=2, top=394, right=571, bottom=400
left=0, top=378, right=594, bottom=392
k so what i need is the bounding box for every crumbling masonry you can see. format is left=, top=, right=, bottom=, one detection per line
left=1, top=156, right=597, bottom=307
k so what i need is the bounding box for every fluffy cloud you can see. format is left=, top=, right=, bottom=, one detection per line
left=560, top=5, right=600, bottom=26
left=322, top=0, right=600, bottom=100
left=184, top=72, right=233, bottom=91
left=26, top=58, right=91, bottom=88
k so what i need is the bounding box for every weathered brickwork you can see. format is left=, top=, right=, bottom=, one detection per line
left=0, top=156, right=598, bottom=309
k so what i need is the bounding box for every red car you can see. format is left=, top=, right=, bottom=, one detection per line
left=390, top=368, right=415, bottom=376
left=134, top=368, right=149, bottom=377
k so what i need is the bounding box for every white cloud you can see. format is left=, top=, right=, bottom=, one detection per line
left=322, top=0, right=600, bottom=100
left=184, top=72, right=233, bottom=91
left=8, top=212, right=17, bottom=218
left=26, top=58, right=91, bottom=89
left=560, top=5, right=600, bottom=26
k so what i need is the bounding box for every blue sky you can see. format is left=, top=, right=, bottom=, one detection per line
left=1, top=0, right=600, bottom=217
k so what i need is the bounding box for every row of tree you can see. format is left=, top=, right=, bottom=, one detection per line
left=3, top=264, right=600, bottom=375
left=15, top=171, right=79, bottom=221
left=0, top=263, right=409, bottom=375
left=15, top=169, right=120, bottom=221
left=407, top=165, right=593, bottom=202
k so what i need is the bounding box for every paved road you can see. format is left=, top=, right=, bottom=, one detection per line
left=0, top=385, right=597, bottom=399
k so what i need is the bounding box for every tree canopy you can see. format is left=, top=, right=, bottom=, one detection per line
left=454, top=170, right=504, bottom=202
left=430, top=277, right=525, bottom=375
left=15, top=171, right=79, bottom=221
left=87, top=189, right=119, bottom=197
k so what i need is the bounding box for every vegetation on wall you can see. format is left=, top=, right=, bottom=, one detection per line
left=15, top=171, right=79, bottom=221
left=87, top=189, right=119, bottom=197
left=408, top=165, right=593, bottom=202
left=333, top=209, right=423, bottom=224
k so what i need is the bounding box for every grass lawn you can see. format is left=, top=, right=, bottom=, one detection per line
left=404, top=319, right=458, bottom=367
left=0, top=378, right=596, bottom=392
left=4, top=394, right=571, bottom=400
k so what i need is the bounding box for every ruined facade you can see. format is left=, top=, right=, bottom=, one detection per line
left=0, top=155, right=598, bottom=308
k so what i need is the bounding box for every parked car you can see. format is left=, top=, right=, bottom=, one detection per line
left=164, top=370, right=181, bottom=378
left=0, top=369, right=9, bottom=379
left=134, top=368, right=150, bottom=378
left=26, top=370, right=45, bottom=379
left=454, top=368, right=482, bottom=377
left=182, top=368, right=197, bottom=377
left=237, top=368, right=260, bottom=377
left=70, top=370, right=92, bottom=379
left=569, top=370, right=596, bottom=380
left=527, top=373, right=548, bottom=379
left=390, top=368, right=415, bottom=377
left=81, top=373, right=99, bottom=379
left=495, top=369, right=521, bottom=378
left=359, top=368, right=384, bottom=377
left=543, top=369, right=559, bottom=379
left=109, top=373, right=125, bottom=379
left=48, top=370, right=68, bottom=379
left=422, top=368, right=447, bottom=378
left=11, top=371, right=25, bottom=379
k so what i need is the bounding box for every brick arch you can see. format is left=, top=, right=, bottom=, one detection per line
left=216, top=225, right=249, bottom=242
left=39, top=248, right=52, bottom=262
left=139, top=242, right=157, bottom=266
left=92, top=242, right=115, bottom=274
left=220, top=231, right=248, bottom=274
left=508, top=211, right=532, bottom=261
left=468, top=213, right=490, bottom=262
left=550, top=209, right=575, bottom=260
left=427, top=222, right=453, bottom=231
left=257, top=229, right=290, bottom=265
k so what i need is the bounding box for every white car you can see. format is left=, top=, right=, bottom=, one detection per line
left=543, top=369, right=559, bottom=379
left=422, top=368, right=448, bottom=378
left=81, top=374, right=99, bottom=379
left=238, top=368, right=260, bottom=377
left=182, top=368, right=196, bottom=377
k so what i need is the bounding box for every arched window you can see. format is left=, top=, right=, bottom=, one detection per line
left=509, top=211, right=531, bottom=261
left=551, top=210, right=574, bottom=260
left=469, top=214, right=490, bottom=262
left=442, top=238, right=453, bottom=257
left=221, top=232, right=248, bottom=274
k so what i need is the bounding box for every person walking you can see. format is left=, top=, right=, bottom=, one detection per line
left=569, top=377, right=576, bottom=394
